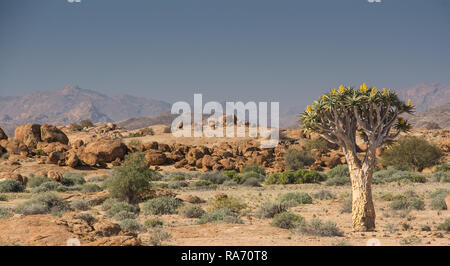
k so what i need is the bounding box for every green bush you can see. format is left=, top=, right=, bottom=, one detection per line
left=104, top=152, right=154, bottom=203
left=0, top=194, right=7, bottom=201
left=200, top=171, right=229, bottom=184
left=208, top=196, right=247, bottom=214
left=190, top=180, right=217, bottom=189
left=15, top=192, right=69, bottom=216
left=430, top=189, right=449, bottom=210
left=197, top=208, right=243, bottom=224
left=373, top=167, right=426, bottom=184
left=148, top=228, right=171, bottom=246
left=432, top=171, right=450, bottom=183
left=241, top=177, right=261, bottom=187
left=119, top=219, right=146, bottom=232
left=180, top=205, right=206, bottom=218
left=325, top=165, right=350, bottom=186
left=295, top=218, right=343, bottom=236
left=103, top=199, right=140, bottom=219
left=168, top=181, right=188, bottom=189
left=390, top=191, right=424, bottom=210
left=256, top=202, right=289, bottom=218
left=222, top=170, right=238, bottom=181
left=381, top=136, right=443, bottom=171
left=142, top=196, right=183, bottom=215
left=61, top=172, right=86, bottom=186
left=434, top=163, right=449, bottom=173
left=242, top=163, right=266, bottom=176
left=277, top=192, right=312, bottom=206
left=270, top=212, right=304, bottom=229
left=0, top=180, right=25, bottom=193
left=305, top=138, right=329, bottom=153
left=81, top=183, right=102, bottom=193
left=32, top=181, right=67, bottom=193
left=284, top=149, right=315, bottom=170
left=70, top=199, right=89, bottom=211
left=0, top=207, right=12, bottom=219
left=265, top=170, right=325, bottom=185
left=27, top=176, right=51, bottom=188
left=437, top=218, right=450, bottom=232
left=237, top=171, right=265, bottom=184
left=144, top=218, right=164, bottom=228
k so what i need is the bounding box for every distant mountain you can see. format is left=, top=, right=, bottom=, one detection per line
left=396, top=82, right=450, bottom=111
left=405, top=102, right=450, bottom=129
left=117, top=111, right=178, bottom=130
left=0, top=85, right=171, bottom=126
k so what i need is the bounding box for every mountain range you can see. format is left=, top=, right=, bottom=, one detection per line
left=0, top=83, right=448, bottom=137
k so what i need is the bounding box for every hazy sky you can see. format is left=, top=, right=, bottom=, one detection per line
left=1, top=0, right=449, bottom=111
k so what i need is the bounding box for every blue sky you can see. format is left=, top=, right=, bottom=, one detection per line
left=0, top=0, right=449, bottom=111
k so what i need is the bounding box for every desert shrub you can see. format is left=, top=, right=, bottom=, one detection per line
left=197, top=208, right=243, bottom=224
left=430, top=189, right=449, bottom=210
left=381, top=136, right=443, bottom=171
left=437, top=218, right=450, bottom=232
left=0, top=194, right=7, bottom=201
left=119, top=219, right=146, bottom=232
left=70, top=199, right=89, bottom=211
left=340, top=197, right=352, bottom=213
left=325, top=165, right=350, bottom=186
left=295, top=218, right=343, bottom=236
left=104, top=200, right=140, bottom=219
left=200, top=171, right=229, bottom=185
left=265, top=170, right=325, bottom=185
left=390, top=191, right=424, bottom=210
left=168, top=181, right=188, bottom=189
left=256, top=202, right=288, bottom=218
left=79, top=119, right=94, bottom=128
left=165, top=171, right=197, bottom=181
left=432, top=171, right=450, bottom=183
left=277, top=192, right=312, bottom=206
left=284, top=149, right=315, bottom=170
left=222, top=170, right=238, bottom=181
left=242, top=163, right=266, bottom=176
left=148, top=228, right=171, bottom=246
left=242, top=177, right=261, bottom=187
left=0, top=180, right=25, bottom=193
left=237, top=171, right=265, bottom=184
left=15, top=192, right=69, bottom=216
left=434, top=163, right=449, bottom=173
left=101, top=198, right=121, bottom=211
left=104, top=152, right=154, bottom=203
left=88, top=175, right=107, bottom=183
left=223, top=180, right=238, bottom=187
left=32, top=181, right=67, bottom=193
left=144, top=218, right=164, bottom=228
left=27, top=176, right=51, bottom=188
left=142, top=196, right=183, bottom=215
left=373, top=167, right=426, bottom=184
left=270, top=212, right=304, bottom=229
left=190, top=180, right=217, bottom=190
left=208, top=196, right=247, bottom=214
left=305, top=138, right=329, bottom=153
left=180, top=205, right=205, bottom=218
left=0, top=207, right=12, bottom=219
left=81, top=183, right=102, bottom=193
left=313, top=190, right=336, bottom=200
left=61, top=172, right=86, bottom=186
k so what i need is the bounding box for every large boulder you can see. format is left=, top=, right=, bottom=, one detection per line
left=66, top=150, right=81, bottom=168
left=1, top=173, right=27, bottom=185
left=145, top=151, right=167, bottom=166
left=40, top=124, right=69, bottom=144
left=0, top=127, right=7, bottom=140
left=46, top=151, right=66, bottom=165
left=81, top=140, right=128, bottom=165
left=14, top=124, right=41, bottom=149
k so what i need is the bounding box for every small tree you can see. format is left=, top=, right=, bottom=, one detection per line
left=105, top=152, right=154, bottom=204
left=301, top=84, right=413, bottom=231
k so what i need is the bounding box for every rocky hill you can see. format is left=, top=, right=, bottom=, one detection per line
left=406, top=102, right=450, bottom=129
left=0, top=85, right=170, bottom=126
left=396, top=82, right=450, bottom=111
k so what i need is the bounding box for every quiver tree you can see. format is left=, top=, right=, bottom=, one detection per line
left=301, top=83, right=414, bottom=231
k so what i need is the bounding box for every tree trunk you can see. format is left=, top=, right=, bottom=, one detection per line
left=345, top=150, right=376, bottom=231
